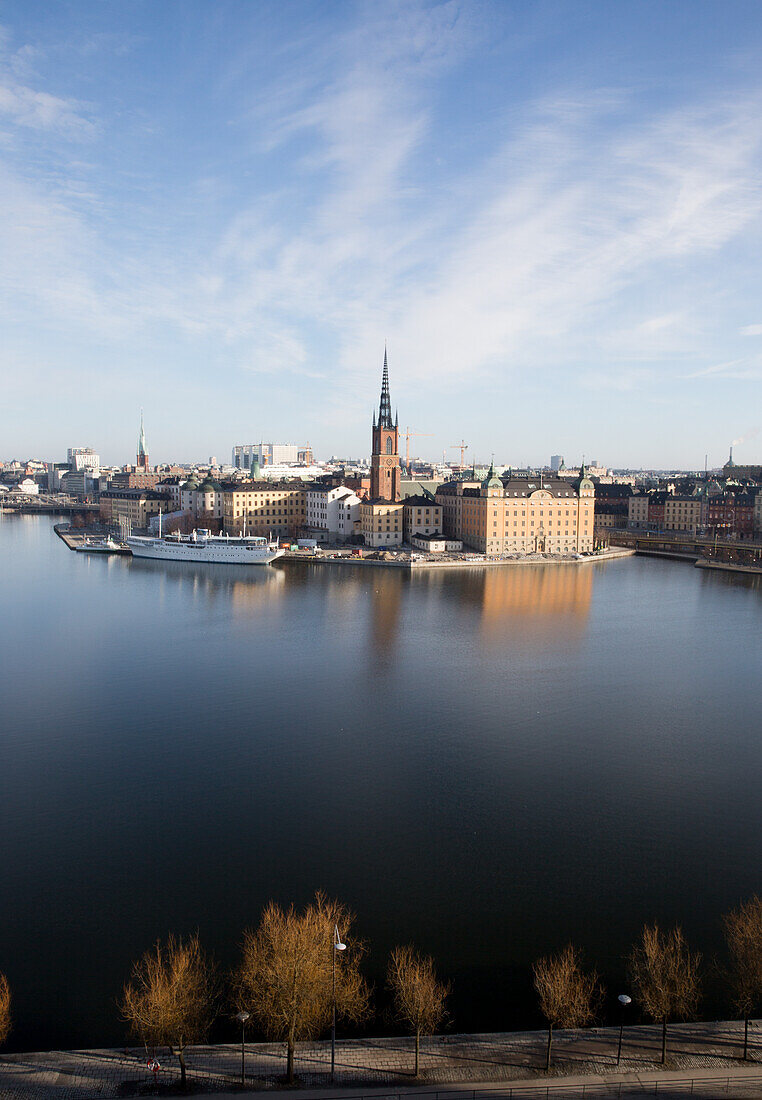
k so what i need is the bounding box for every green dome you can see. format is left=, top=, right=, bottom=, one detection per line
left=198, top=476, right=220, bottom=493
left=183, top=476, right=199, bottom=491
left=484, top=462, right=502, bottom=489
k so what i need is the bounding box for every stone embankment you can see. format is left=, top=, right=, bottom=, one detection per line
left=283, top=548, right=635, bottom=570
left=695, top=559, right=762, bottom=576
left=2, top=1021, right=762, bottom=1099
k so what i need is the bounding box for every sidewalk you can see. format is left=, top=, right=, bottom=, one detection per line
left=1, top=1021, right=761, bottom=1099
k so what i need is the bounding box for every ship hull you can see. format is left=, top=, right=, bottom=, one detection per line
left=126, top=537, right=285, bottom=565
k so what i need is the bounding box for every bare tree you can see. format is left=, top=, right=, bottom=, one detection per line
left=120, top=933, right=217, bottom=1089
left=235, top=892, right=370, bottom=1084
left=387, top=945, right=450, bottom=1076
left=723, top=896, right=762, bottom=1060
left=629, top=924, right=701, bottom=1064
left=533, top=945, right=602, bottom=1071
left=0, top=972, right=10, bottom=1047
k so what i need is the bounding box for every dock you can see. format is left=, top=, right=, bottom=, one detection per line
left=54, top=524, right=130, bottom=554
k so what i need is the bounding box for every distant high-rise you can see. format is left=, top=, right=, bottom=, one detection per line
left=550, top=454, right=564, bottom=471
left=67, top=447, right=100, bottom=476
left=232, top=443, right=301, bottom=469
left=137, top=410, right=149, bottom=471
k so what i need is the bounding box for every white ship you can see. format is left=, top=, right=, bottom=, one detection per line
left=126, top=528, right=285, bottom=565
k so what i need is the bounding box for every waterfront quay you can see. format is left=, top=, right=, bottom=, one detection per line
left=608, top=530, right=762, bottom=574
left=54, top=522, right=634, bottom=569
left=2, top=1022, right=762, bottom=1099
left=280, top=547, right=635, bottom=570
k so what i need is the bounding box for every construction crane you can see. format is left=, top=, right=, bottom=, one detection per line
left=450, top=440, right=469, bottom=467
left=405, top=427, right=433, bottom=469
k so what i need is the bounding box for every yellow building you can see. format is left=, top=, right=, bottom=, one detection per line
left=436, top=466, right=595, bottom=554
left=402, top=495, right=443, bottom=540
left=359, top=500, right=404, bottom=547
left=663, top=496, right=703, bottom=532
left=99, top=488, right=171, bottom=531
left=223, top=481, right=307, bottom=538
left=627, top=494, right=649, bottom=528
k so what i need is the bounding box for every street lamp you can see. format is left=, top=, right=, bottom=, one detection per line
left=235, top=1011, right=250, bottom=1087
left=331, top=924, right=346, bottom=1082
left=617, top=994, right=631, bottom=1065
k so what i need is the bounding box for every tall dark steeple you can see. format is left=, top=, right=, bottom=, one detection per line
left=370, top=348, right=401, bottom=501
left=136, top=408, right=149, bottom=471
left=378, top=346, right=393, bottom=429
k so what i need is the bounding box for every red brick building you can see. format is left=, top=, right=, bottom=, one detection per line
left=706, top=490, right=756, bottom=539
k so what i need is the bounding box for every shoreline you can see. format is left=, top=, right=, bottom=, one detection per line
left=55, top=523, right=634, bottom=569
left=1, top=1020, right=760, bottom=1096
left=695, top=558, right=762, bottom=576
left=281, top=547, right=634, bottom=569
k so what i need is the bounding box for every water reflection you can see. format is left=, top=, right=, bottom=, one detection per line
left=476, top=565, right=592, bottom=639
left=368, top=569, right=404, bottom=664
left=411, top=563, right=593, bottom=642
left=4, top=522, right=762, bottom=1051
left=127, top=555, right=285, bottom=614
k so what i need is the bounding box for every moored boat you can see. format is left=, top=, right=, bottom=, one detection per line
left=125, top=528, right=285, bottom=565
left=76, top=536, right=129, bottom=555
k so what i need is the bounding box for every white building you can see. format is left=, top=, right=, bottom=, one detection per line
left=155, top=477, right=183, bottom=509
left=67, top=448, right=100, bottom=476
left=233, top=443, right=301, bottom=469
left=411, top=533, right=463, bottom=553
left=18, top=478, right=40, bottom=495
left=305, top=485, right=362, bottom=540
left=180, top=474, right=223, bottom=521
left=255, top=462, right=324, bottom=481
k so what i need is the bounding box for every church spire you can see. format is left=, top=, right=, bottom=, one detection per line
left=378, top=347, right=393, bottom=429
left=137, top=408, right=149, bottom=471
left=138, top=408, right=147, bottom=458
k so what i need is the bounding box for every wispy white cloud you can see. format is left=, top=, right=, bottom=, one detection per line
left=0, top=73, right=95, bottom=137
left=686, top=356, right=762, bottom=381
left=2, top=2, right=762, bottom=427
left=740, top=323, right=762, bottom=335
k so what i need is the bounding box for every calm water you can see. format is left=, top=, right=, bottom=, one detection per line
left=1, top=515, right=761, bottom=1051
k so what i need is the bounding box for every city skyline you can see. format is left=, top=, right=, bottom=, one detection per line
left=2, top=1, right=762, bottom=466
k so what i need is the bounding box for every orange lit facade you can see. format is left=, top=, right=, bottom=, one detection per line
left=436, top=469, right=595, bottom=554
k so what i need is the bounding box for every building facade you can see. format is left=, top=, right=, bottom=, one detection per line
left=305, top=484, right=362, bottom=540
left=100, top=488, right=171, bottom=530
left=222, top=481, right=307, bottom=538
left=232, top=443, right=302, bottom=469
left=402, top=495, right=443, bottom=540
left=67, top=448, right=100, bottom=476
left=360, top=501, right=404, bottom=547
left=109, top=471, right=161, bottom=491
left=628, top=491, right=705, bottom=534
left=436, top=468, right=595, bottom=554
left=706, top=489, right=756, bottom=539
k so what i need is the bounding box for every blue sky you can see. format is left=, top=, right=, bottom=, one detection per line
left=2, top=0, right=762, bottom=468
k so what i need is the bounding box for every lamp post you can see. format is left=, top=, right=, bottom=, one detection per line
left=617, top=994, right=631, bottom=1065
left=236, top=1011, right=250, bottom=1087
left=331, top=923, right=346, bottom=1082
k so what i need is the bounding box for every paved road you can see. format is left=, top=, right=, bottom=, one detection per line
left=1, top=1021, right=761, bottom=1099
